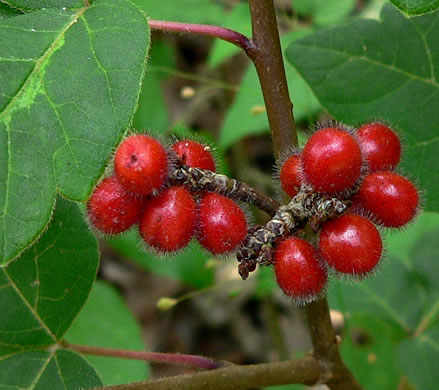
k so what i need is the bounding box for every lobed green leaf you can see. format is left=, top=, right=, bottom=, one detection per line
left=0, top=349, right=102, bottom=389
left=0, top=0, right=149, bottom=264
left=0, top=196, right=99, bottom=353
left=286, top=5, right=439, bottom=211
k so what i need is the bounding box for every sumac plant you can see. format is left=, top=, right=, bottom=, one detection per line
left=0, top=0, right=438, bottom=389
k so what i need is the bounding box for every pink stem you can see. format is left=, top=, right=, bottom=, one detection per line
left=65, top=342, right=222, bottom=370
left=148, top=20, right=254, bottom=52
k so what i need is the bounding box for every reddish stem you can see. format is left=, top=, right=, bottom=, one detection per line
left=64, top=342, right=222, bottom=370
left=148, top=20, right=254, bottom=52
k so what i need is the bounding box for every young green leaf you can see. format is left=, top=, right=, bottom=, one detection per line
left=286, top=5, right=439, bottom=211
left=0, top=0, right=149, bottom=264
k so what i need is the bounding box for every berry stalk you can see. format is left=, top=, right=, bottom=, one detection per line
left=236, top=185, right=349, bottom=279
left=169, top=162, right=280, bottom=216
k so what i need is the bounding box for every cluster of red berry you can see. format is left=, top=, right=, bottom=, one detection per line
left=276, top=122, right=419, bottom=303
left=87, top=135, right=248, bottom=255
left=87, top=121, right=419, bottom=305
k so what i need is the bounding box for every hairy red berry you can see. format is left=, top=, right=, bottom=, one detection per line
left=319, top=214, right=382, bottom=276
left=139, top=186, right=197, bottom=252
left=196, top=193, right=247, bottom=254
left=274, top=237, right=327, bottom=302
left=87, top=176, right=143, bottom=234
left=115, top=135, right=168, bottom=195
left=356, top=171, right=419, bottom=227
left=172, top=140, right=216, bottom=171
left=280, top=153, right=303, bottom=197
left=302, top=127, right=363, bottom=193
left=357, top=122, right=401, bottom=171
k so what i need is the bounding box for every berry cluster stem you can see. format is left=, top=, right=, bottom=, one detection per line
left=169, top=162, right=280, bottom=216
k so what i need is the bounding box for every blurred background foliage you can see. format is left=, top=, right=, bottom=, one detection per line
left=3, top=0, right=436, bottom=388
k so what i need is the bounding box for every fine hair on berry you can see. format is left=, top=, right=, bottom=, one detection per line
left=302, top=126, right=363, bottom=193
left=196, top=192, right=247, bottom=255
left=139, top=186, right=197, bottom=253
left=355, top=171, right=419, bottom=228
left=274, top=237, right=327, bottom=304
left=279, top=151, right=303, bottom=198
left=319, top=214, right=382, bottom=277
left=357, top=121, right=401, bottom=171
left=172, top=139, right=216, bottom=171
left=87, top=176, right=143, bottom=234
left=114, top=134, right=169, bottom=195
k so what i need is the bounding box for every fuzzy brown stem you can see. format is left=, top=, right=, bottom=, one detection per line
left=100, top=357, right=320, bottom=390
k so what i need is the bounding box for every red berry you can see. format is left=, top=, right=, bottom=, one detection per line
left=319, top=214, right=382, bottom=276
left=280, top=153, right=303, bottom=197
left=196, top=193, right=247, bottom=254
left=87, top=176, right=143, bottom=234
left=357, top=122, right=401, bottom=171
left=274, top=237, right=327, bottom=301
left=115, top=135, right=168, bottom=195
left=139, top=186, right=196, bottom=252
left=172, top=140, right=216, bottom=171
left=356, top=171, right=419, bottom=227
left=302, top=127, right=363, bottom=193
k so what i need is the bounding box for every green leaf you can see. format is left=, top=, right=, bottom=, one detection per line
left=0, top=2, right=22, bottom=18
left=3, top=0, right=83, bottom=11
left=134, top=0, right=225, bottom=24
left=220, top=30, right=321, bottom=148
left=286, top=5, right=439, bottom=211
left=0, top=196, right=99, bottom=353
left=208, top=3, right=251, bottom=67
left=398, top=326, right=439, bottom=389
left=65, top=281, right=149, bottom=385
left=340, top=315, right=400, bottom=390
left=109, top=231, right=214, bottom=288
left=293, top=0, right=356, bottom=25
left=0, top=349, right=102, bottom=389
left=390, top=0, right=439, bottom=15
left=328, top=213, right=439, bottom=333
left=0, top=0, right=149, bottom=264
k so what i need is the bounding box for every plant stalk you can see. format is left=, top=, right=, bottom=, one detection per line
left=100, top=357, right=320, bottom=390
left=247, top=1, right=362, bottom=389
left=247, top=0, right=298, bottom=156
